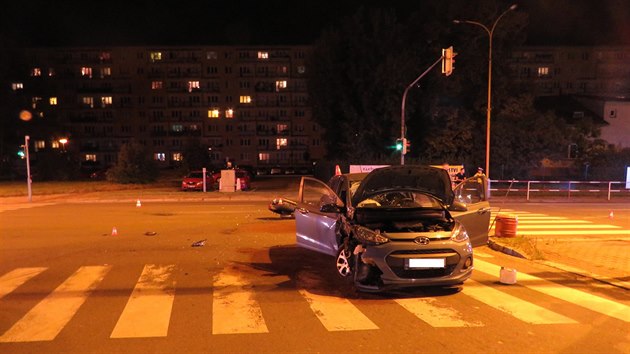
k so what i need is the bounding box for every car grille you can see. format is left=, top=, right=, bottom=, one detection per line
left=386, top=249, right=460, bottom=279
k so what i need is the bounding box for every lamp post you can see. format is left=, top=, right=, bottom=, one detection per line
left=454, top=4, right=517, bottom=178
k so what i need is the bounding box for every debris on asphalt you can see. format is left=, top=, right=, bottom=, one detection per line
left=144, top=231, right=157, bottom=236
left=191, top=239, right=207, bottom=247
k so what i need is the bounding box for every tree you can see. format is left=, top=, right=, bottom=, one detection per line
left=491, top=95, right=570, bottom=178
left=106, top=142, right=158, bottom=184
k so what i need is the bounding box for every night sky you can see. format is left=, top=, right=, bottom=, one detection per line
left=2, top=0, right=629, bottom=47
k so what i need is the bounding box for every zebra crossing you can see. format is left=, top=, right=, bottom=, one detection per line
left=0, top=260, right=628, bottom=343
left=490, top=208, right=630, bottom=236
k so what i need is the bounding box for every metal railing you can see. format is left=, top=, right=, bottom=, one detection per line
left=489, top=179, right=630, bottom=201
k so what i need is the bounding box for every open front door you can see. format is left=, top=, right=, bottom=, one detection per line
left=295, top=177, right=343, bottom=257
left=451, top=176, right=491, bottom=247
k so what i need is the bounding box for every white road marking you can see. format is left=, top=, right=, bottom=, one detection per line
left=110, top=264, right=176, bottom=338
left=212, top=268, right=268, bottom=334
left=0, top=267, right=47, bottom=299
left=0, top=265, right=111, bottom=342
left=462, top=280, right=577, bottom=324
left=396, top=298, right=483, bottom=327
left=298, top=290, right=379, bottom=331
left=474, top=259, right=630, bottom=323
left=516, top=224, right=621, bottom=229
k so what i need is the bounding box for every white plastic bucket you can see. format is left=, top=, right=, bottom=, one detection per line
left=499, top=267, right=517, bottom=284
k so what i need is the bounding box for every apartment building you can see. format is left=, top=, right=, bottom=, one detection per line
left=6, top=46, right=325, bottom=172
left=509, top=46, right=630, bottom=147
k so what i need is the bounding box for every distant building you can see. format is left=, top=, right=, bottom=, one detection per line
left=508, top=45, right=630, bottom=148
left=4, top=46, right=325, bottom=173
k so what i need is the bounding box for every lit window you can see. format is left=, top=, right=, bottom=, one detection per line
left=81, top=67, right=93, bottom=78
left=277, top=124, right=288, bottom=133
left=240, top=96, right=252, bottom=104
left=225, top=109, right=234, bottom=118
left=11, top=83, right=23, bottom=90
left=172, top=152, right=183, bottom=161
left=297, top=66, right=306, bottom=74
left=150, top=52, right=162, bottom=62
left=259, top=153, right=270, bottom=162
left=151, top=81, right=163, bottom=89
left=537, top=67, right=549, bottom=77
left=188, top=81, right=200, bottom=92
left=276, top=80, right=287, bottom=91
left=208, top=109, right=220, bottom=118
left=154, top=153, right=166, bottom=161
left=101, top=96, right=113, bottom=107
left=258, top=51, right=269, bottom=59
left=31, top=68, right=42, bottom=77
left=172, top=124, right=183, bottom=132
left=49, top=97, right=58, bottom=105
left=206, top=51, right=217, bottom=60
left=35, top=140, right=45, bottom=149
left=83, top=97, right=94, bottom=108
left=85, top=154, right=97, bottom=162
left=52, top=141, right=60, bottom=149
left=276, top=138, right=288, bottom=150
left=100, top=67, right=111, bottom=78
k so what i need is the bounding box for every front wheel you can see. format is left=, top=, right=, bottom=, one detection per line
left=335, top=246, right=353, bottom=278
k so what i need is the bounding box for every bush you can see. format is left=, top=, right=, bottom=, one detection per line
left=106, top=142, right=159, bottom=184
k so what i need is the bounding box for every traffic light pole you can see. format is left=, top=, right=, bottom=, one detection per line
left=400, top=55, right=444, bottom=165
left=25, top=135, right=32, bottom=202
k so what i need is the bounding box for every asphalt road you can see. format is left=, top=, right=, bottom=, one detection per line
left=0, top=200, right=628, bottom=353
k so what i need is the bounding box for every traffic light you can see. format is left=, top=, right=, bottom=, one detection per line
left=441, top=46, right=456, bottom=76
left=395, top=138, right=403, bottom=151
left=403, top=139, right=411, bottom=155
left=17, top=145, right=25, bottom=159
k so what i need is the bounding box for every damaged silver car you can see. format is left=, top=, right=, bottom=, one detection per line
left=295, top=165, right=490, bottom=292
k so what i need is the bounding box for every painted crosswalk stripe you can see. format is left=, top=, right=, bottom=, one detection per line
left=462, top=280, right=577, bottom=324
left=517, top=220, right=591, bottom=224
left=396, top=298, right=483, bottom=327
left=517, top=224, right=621, bottom=229
left=0, top=265, right=111, bottom=342
left=298, top=289, right=379, bottom=331
left=212, top=268, right=268, bottom=334
left=110, top=264, right=176, bottom=338
left=516, top=230, right=630, bottom=236
left=474, top=259, right=630, bottom=323
left=0, top=267, right=47, bottom=299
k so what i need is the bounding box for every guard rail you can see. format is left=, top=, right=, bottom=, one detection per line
left=489, top=180, right=630, bottom=201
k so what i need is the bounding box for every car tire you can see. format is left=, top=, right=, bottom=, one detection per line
left=335, top=246, right=354, bottom=278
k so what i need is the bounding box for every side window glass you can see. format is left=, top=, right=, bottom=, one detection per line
left=455, top=177, right=486, bottom=204
left=301, top=179, right=338, bottom=207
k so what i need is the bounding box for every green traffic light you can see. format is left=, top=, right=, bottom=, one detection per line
left=395, top=140, right=403, bottom=151
left=17, top=150, right=25, bottom=158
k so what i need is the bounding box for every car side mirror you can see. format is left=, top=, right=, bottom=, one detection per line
left=320, top=203, right=343, bottom=213
left=449, top=201, right=468, bottom=212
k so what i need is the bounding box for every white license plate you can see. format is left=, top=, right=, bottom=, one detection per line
left=408, top=258, right=445, bottom=269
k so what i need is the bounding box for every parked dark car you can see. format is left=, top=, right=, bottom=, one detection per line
left=181, top=171, right=214, bottom=191
left=294, top=165, right=490, bottom=292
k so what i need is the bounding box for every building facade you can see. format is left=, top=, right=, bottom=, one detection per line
left=508, top=45, right=630, bottom=148
left=5, top=46, right=325, bottom=173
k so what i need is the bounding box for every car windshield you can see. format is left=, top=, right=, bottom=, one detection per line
left=356, top=191, right=443, bottom=209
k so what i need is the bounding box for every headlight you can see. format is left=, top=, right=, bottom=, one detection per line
left=451, top=223, right=469, bottom=243
left=353, top=225, right=389, bottom=245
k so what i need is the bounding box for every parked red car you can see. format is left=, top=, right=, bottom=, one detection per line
left=181, top=171, right=214, bottom=191
left=212, top=169, right=252, bottom=190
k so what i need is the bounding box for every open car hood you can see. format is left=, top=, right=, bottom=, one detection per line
left=352, top=165, right=454, bottom=206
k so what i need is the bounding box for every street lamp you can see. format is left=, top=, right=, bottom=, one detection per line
left=454, top=4, right=517, bottom=178
left=59, top=138, right=68, bottom=152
